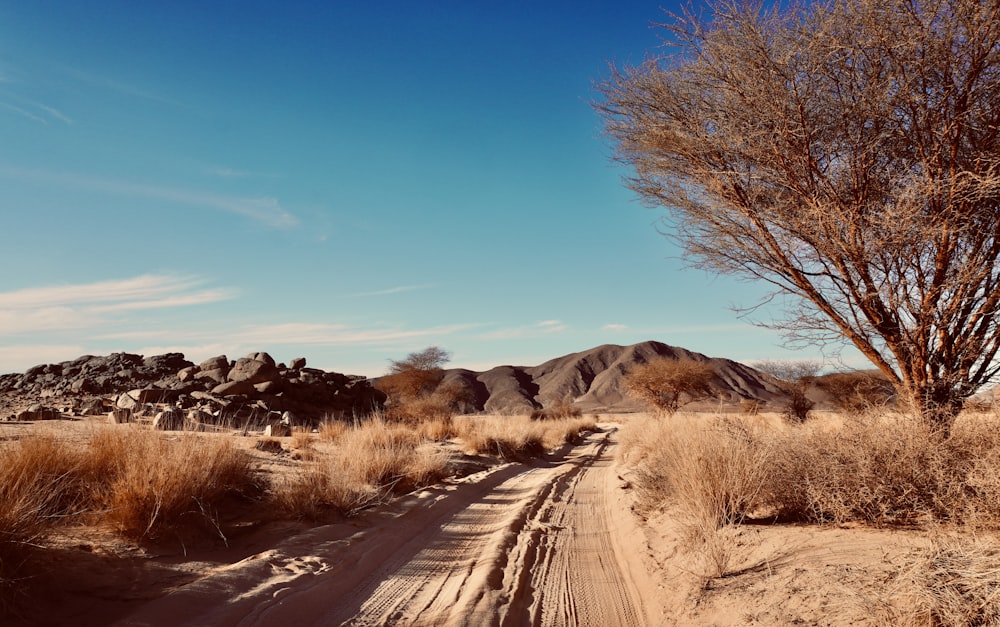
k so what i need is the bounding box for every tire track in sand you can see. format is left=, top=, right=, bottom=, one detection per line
left=116, top=425, right=650, bottom=627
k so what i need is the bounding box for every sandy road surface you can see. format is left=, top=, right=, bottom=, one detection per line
left=118, top=426, right=658, bottom=627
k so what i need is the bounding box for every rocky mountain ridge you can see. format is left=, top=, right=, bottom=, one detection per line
left=0, top=341, right=786, bottom=423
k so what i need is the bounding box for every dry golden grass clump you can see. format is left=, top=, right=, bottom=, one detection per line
left=623, top=409, right=1000, bottom=531
left=873, top=536, right=1000, bottom=626
left=455, top=415, right=597, bottom=461
left=88, top=430, right=259, bottom=541
left=0, top=436, right=79, bottom=593
left=275, top=418, right=452, bottom=519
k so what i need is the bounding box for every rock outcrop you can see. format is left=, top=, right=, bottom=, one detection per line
left=0, top=351, right=384, bottom=425
left=430, top=341, right=786, bottom=414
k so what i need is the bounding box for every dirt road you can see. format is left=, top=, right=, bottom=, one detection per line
left=118, top=426, right=659, bottom=627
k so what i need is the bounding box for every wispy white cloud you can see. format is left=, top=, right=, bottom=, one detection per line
left=204, top=166, right=282, bottom=179
left=0, top=307, right=99, bottom=334
left=0, top=166, right=298, bottom=228
left=89, top=288, right=238, bottom=313
left=0, top=101, right=47, bottom=124
left=0, top=275, right=205, bottom=309
left=36, top=103, right=73, bottom=125
left=234, top=322, right=482, bottom=346
left=64, top=67, right=180, bottom=107
left=602, top=323, right=627, bottom=331
left=537, top=320, right=567, bottom=333
left=353, top=284, right=434, bottom=297
left=479, top=320, right=568, bottom=340
left=0, top=275, right=236, bottom=335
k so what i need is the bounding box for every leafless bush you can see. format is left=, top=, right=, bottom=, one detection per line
left=624, top=358, right=716, bottom=415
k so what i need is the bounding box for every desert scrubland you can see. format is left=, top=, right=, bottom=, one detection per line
left=1, top=401, right=999, bottom=625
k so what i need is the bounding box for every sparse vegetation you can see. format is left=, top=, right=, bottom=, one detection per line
left=0, top=436, right=78, bottom=594
left=599, top=0, right=1000, bottom=431
left=374, top=347, right=472, bottom=423
left=274, top=417, right=452, bottom=519
left=623, top=357, right=716, bottom=415
left=455, top=415, right=596, bottom=460
left=623, top=409, right=1000, bottom=531
left=753, top=360, right=821, bottom=422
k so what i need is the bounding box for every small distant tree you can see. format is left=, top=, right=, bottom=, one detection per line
left=377, top=347, right=451, bottom=402
left=753, top=360, right=820, bottom=422
left=376, top=347, right=469, bottom=422
left=816, top=370, right=896, bottom=413
left=624, top=358, right=717, bottom=415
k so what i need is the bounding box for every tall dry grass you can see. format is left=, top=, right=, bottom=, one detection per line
left=0, top=436, right=79, bottom=594
left=454, top=414, right=597, bottom=461
left=87, top=430, right=259, bottom=541
left=872, top=536, right=1000, bottom=625
left=275, top=418, right=452, bottom=519
left=621, top=410, right=1000, bottom=531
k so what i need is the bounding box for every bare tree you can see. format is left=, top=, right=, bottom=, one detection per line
left=376, top=347, right=453, bottom=417
left=598, top=0, right=1000, bottom=434
left=753, top=360, right=821, bottom=422
left=624, top=358, right=717, bottom=415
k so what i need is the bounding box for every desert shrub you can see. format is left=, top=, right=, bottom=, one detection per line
left=816, top=370, right=896, bottom=413
left=455, top=415, right=596, bottom=461
left=624, top=358, right=717, bottom=415
left=375, top=347, right=474, bottom=423
left=625, top=409, right=1000, bottom=529
left=88, top=430, right=259, bottom=541
left=879, top=537, right=1000, bottom=626
left=753, top=360, right=821, bottom=422
left=275, top=418, right=451, bottom=519
left=0, top=436, right=79, bottom=594
left=784, top=387, right=816, bottom=423
left=530, top=398, right=583, bottom=421
left=739, top=399, right=765, bottom=415
left=626, top=415, right=775, bottom=527
left=375, top=346, right=450, bottom=401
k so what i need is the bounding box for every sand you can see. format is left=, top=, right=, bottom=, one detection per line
left=2, top=417, right=967, bottom=626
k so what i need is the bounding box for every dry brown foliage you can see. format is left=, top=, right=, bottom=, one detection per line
left=623, top=409, right=1000, bottom=532
left=599, top=0, right=1000, bottom=432
left=274, top=418, right=452, bottom=519
left=624, top=358, right=716, bottom=415
left=816, top=370, right=897, bottom=413
left=455, top=415, right=597, bottom=461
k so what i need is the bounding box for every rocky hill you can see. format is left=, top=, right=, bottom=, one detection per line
left=0, top=351, right=384, bottom=425
left=438, top=341, right=786, bottom=413
left=0, top=341, right=787, bottom=425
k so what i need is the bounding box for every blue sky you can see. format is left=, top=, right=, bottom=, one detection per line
left=0, top=1, right=853, bottom=377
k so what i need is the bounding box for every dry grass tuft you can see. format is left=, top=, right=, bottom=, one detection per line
left=0, top=436, right=79, bottom=593
left=455, top=415, right=597, bottom=461
left=623, top=409, right=1000, bottom=531
left=877, top=536, right=1000, bottom=625
left=87, top=429, right=259, bottom=541
left=274, top=418, right=452, bottom=519
left=623, top=415, right=775, bottom=529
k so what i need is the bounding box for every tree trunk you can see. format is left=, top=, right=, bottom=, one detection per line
left=908, top=384, right=965, bottom=438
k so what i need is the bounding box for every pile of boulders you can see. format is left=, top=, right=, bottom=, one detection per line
left=0, top=351, right=385, bottom=430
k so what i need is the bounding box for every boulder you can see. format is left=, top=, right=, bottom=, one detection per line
left=115, top=391, right=140, bottom=410
left=247, top=351, right=276, bottom=368
left=152, top=408, right=184, bottom=430
left=16, top=405, right=60, bottom=421
left=228, top=358, right=278, bottom=385
left=212, top=380, right=256, bottom=396
left=108, top=408, right=134, bottom=424
left=177, top=366, right=199, bottom=382
left=289, top=357, right=307, bottom=370
left=198, top=355, right=230, bottom=372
